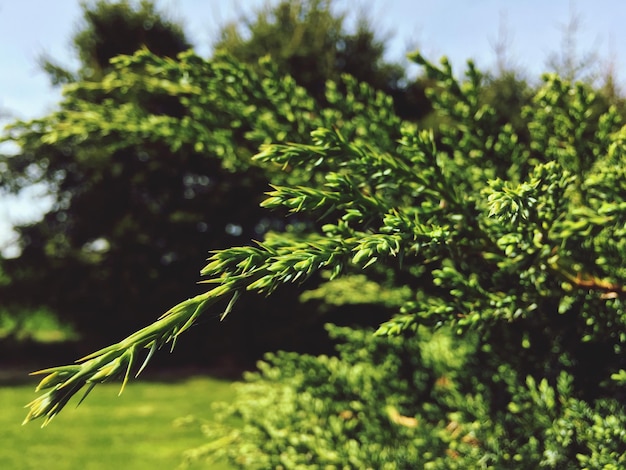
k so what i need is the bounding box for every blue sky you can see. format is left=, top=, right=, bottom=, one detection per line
left=1, top=0, right=625, bottom=254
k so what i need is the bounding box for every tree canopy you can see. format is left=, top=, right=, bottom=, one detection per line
left=42, top=0, right=191, bottom=84
left=214, top=0, right=430, bottom=120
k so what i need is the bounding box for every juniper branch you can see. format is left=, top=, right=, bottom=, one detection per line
left=23, top=288, right=226, bottom=426
left=24, top=221, right=445, bottom=425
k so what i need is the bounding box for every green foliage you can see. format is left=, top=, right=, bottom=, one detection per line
left=1, top=48, right=323, bottom=341
left=187, top=325, right=465, bottom=469
left=216, top=0, right=345, bottom=98
left=0, top=307, right=77, bottom=343
left=19, top=50, right=626, bottom=467
left=215, top=0, right=429, bottom=121
left=184, top=326, right=625, bottom=469
left=2, top=0, right=423, bottom=354
left=299, top=273, right=412, bottom=310
left=4, top=2, right=625, bottom=463
left=42, top=0, right=191, bottom=84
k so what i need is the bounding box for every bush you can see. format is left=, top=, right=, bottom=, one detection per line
left=186, top=325, right=625, bottom=469
left=22, top=52, right=626, bottom=467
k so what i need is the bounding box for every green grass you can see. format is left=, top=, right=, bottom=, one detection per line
left=0, top=375, right=235, bottom=469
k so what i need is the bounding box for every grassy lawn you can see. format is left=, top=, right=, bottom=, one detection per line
left=0, top=374, right=235, bottom=469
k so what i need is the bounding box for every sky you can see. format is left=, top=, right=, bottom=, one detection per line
left=0, top=0, right=625, bottom=255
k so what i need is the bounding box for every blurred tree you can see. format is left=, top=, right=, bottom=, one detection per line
left=1, top=0, right=417, bottom=362
left=545, top=4, right=598, bottom=84
left=1, top=0, right=234, bottom=351
left=215, top=0, right=431, bottom=121
left=42, top=0, right=190, bottom=85
left=0, top=52, right=312, bottom=356
left=1, top=0, right=194, bottom=353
